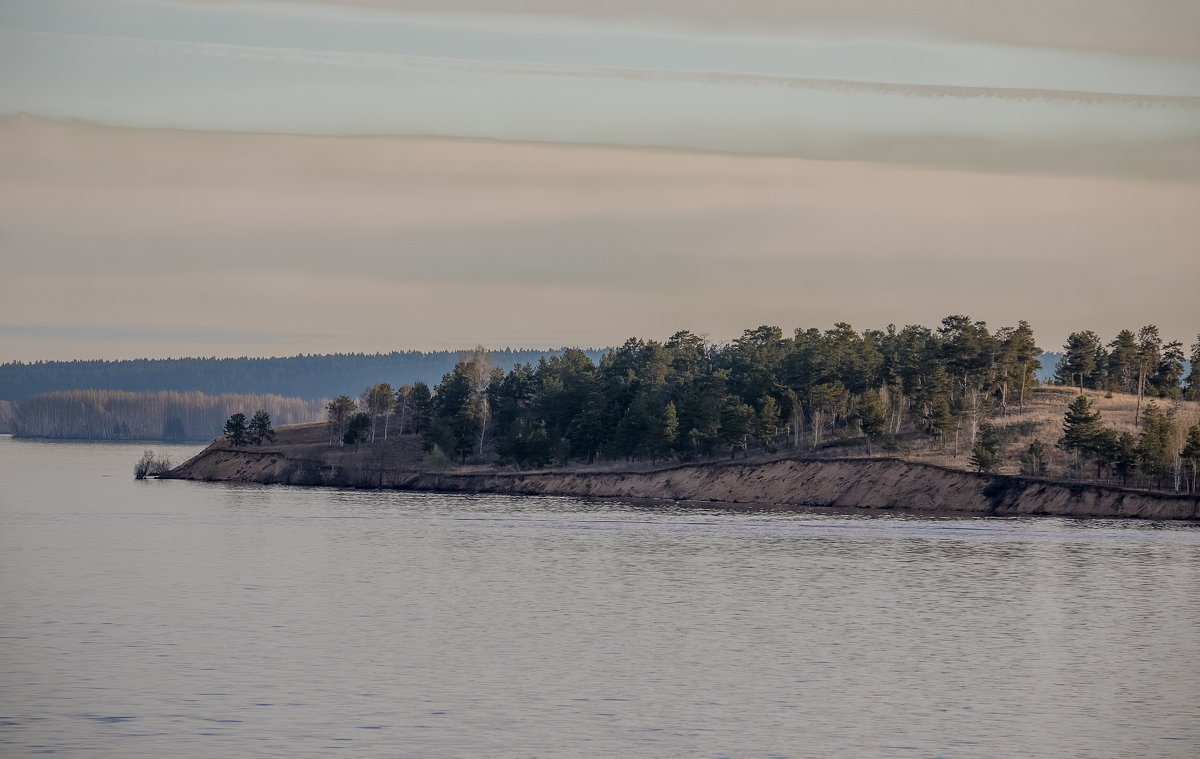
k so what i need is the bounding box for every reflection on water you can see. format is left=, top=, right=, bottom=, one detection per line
left=1, top=436, right=1198, bottom=758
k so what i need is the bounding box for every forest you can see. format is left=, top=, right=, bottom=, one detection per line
left=0, top=349, right=607, bottom=403
left=322, top=318, right=1199, bottom=492
left=13, top=390, right=324, bottom=441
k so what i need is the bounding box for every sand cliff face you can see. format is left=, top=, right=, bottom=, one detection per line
left=166, top=443, right=1199, bottom=520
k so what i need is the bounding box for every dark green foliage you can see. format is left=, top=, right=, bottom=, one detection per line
left=1136, top=402, right=1175, bottom=487
left=856, top=389, right=886, bottom=454
left=1112, top=432, right=1138, bottom=486
left=248, top=409, right=275, bottom=445
left=301, top=318, right=1188, bottom=474
left=1058, top=395, right=1103, bottom=462
left=1186, top=336, right=1200, bottom=400
left=1181, top=425, right=1200, bottom=493
left=343, top=412, right=371, bottom=446
left=1054, top=331, right=1101, bottom=390
left=969, top=422, right=1001, bottom=473
left=223, top=413, right=249, bottom=446
left=0, top=349, right=608, bottom=403
left=496, top=417, right=553, bottom=469
left=756, top=396, right=779, bottom=450
left=1151, top=341, right=1185, bottom=398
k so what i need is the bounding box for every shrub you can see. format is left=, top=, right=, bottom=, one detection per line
left=134, top=449, right=173, bottom=479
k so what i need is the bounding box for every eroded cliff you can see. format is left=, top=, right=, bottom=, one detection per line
left=165, top=434, right=1199, bottom=520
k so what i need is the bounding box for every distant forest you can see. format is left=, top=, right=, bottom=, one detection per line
left=0, top=349, right=607, bottom=403
left=13, top=390, right=324, bottom=441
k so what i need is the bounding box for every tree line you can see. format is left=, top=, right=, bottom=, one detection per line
left=0, top=349, right=606, bottom=403
left=319, top=319, right=1198, bottom=492
left=1054, top=326, right=1198, bottom=418
left=325, top=317, right=1042, bottom=461
left=13, top=390, right=323, bottom=441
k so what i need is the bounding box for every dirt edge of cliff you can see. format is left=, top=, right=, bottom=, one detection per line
left=164, top=434, right=1200, bottom=521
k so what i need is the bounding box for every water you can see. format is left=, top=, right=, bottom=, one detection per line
left=2, top=435, right=1198, bottom=758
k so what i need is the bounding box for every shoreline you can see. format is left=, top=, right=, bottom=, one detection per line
left=164, top=435, right=1200, bottom=521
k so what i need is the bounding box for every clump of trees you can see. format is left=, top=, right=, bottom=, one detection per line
left=1057, top=393, right=1200, bottom=491
left=133, top=449, right=172, bottom=479
left=310, top=318, right=1195, bottom=491
left=1054, top=328, right=1199, bottom=415
left=323, top=318, right=1047, bottom=469
left=223, top=410, right=276, bottom=447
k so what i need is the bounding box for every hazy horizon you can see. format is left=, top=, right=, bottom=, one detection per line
left=2, top=0, right=1197, bottom=362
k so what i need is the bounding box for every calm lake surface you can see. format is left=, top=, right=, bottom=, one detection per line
left=2, top=435, right=1198, bottom=758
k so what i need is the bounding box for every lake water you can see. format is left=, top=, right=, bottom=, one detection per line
left=2, top=435, right=1198, bottom=758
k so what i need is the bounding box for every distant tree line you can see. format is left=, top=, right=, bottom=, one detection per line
left=14, top=390, right=323, bottom=441
left=0, top=349, right=607, bottom=403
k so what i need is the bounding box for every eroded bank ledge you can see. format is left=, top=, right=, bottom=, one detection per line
left=164, top=445, right=1200, bottom=520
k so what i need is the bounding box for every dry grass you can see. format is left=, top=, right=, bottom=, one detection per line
left=900, top=386, right=1200, bottom=476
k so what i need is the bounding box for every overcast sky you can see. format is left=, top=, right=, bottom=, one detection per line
left=1, top=0, right=1197, bottom=361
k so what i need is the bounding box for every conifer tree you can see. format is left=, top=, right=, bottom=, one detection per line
left=856, top=389, right=886, bottom=454
left=1134, top=325, right=1162, bottom=424
left=1058, top=395, right=1103, bottom=468
left=1136, top=401, right=1174, bottom=488
left=969, top=422, right=1001, bottom=473
left=756, top=396, right=780, bottom=450
left=223, top=412, right=249, bottom=447
left=1112, top=432, right=1138, bottom=486
left=1055, top=332, right=1100, bottom=391
left=1180, top=425, right=1200, bottom=493
left=1186, top=336, right=1200, bottom=401
left=248, top=409, right=275, bottom=445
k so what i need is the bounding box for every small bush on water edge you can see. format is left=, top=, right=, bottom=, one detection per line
left=134, top=450, right=173, bottom=480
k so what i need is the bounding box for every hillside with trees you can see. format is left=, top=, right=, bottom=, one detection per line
left=292, top=318, right=1196, bottom=492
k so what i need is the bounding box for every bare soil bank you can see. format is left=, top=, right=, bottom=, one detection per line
left=165, top=424, right=1199, bottom=520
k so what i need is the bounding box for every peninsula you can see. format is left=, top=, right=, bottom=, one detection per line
left=162, top=318, right=1200, bottom=519
left=164, top=421, right=1199, bottom=519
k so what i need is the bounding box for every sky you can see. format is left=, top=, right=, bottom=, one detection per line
left=1, top=0, right=1198, bottom=361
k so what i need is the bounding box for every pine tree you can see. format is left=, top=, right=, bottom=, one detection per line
left=659, top=401, right=680, bottom=461
left=1136, top=401, right=1174, bottom=488
left=856, top=389, right=886, bottom=454
left=1180, top=425, right=1200, bottom=493
left=969, top=422, right=1001, bottom=473
left=1112, top=432, right=1138, bottom=486
left=1055, top=332, right=1100, bottom=391
left=248, top=409, right=275, bottom=445
left=1134, top=325, right=1162, bottom=424
left=1058, top=395, right=1103, bottom=469
left=223, top=412, right=249, bottom=447
left=1186, top=336, right=1200, bottom=401
left=343, top=412, right=371, bottom=447
left=756, top=396, right=779, bottom=450
left=1151, top=341, right=1185, bottom=398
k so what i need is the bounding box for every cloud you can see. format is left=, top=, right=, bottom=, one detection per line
left=2, top=116, right=1198, bottom=361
